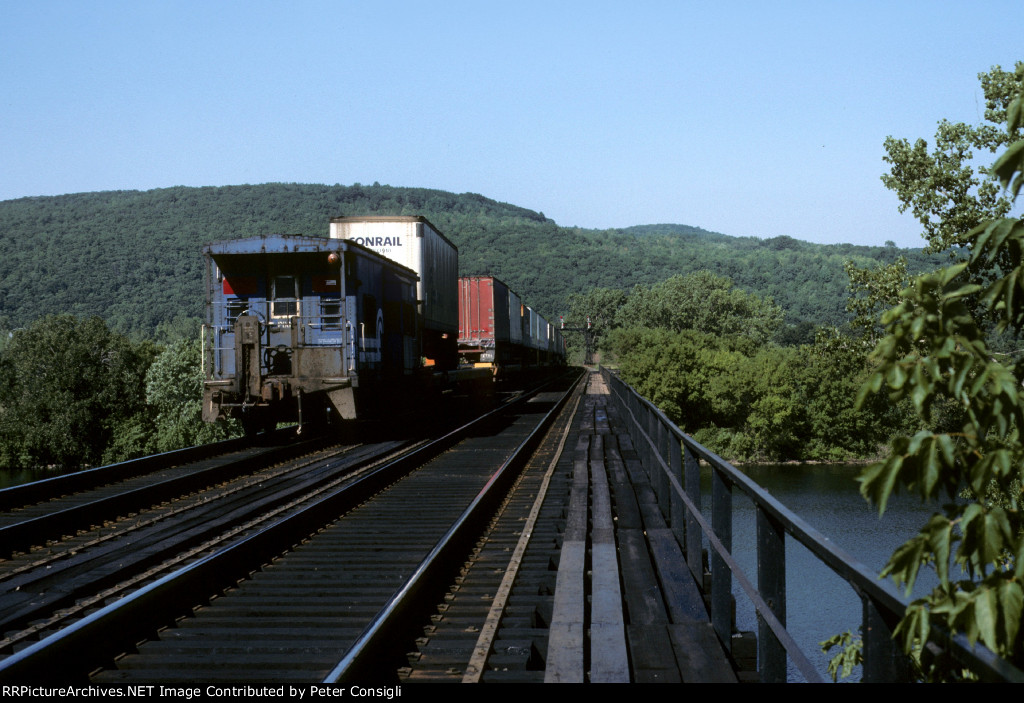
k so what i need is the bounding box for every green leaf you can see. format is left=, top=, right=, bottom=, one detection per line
left=998, top=579, right=1023, bottom=648
left=926, top=514, right=953, bottom=587
left=939, top=262, right=969, bottom=285
left=922, top=441, right=939, bottom=496
left=882, top=532, right=929, bottom=594
left=887, top=364, right=907, bottom=389
left=935, top=433, right=956, bottom=467
left=864, top=453, right=903, bottom=515
left=895, top=602, right=930, bottom=656
left=982, top=218, right=1018, bottom=263
left=1008, top=92, right=1023, bottom=131
left=994, top=142, right=1024, bottom=195
left=1015, top=538, right=1024, bottom=580
left=974, top=586, right=998, bottom=650
left=911, top=382, right=929, bottom=416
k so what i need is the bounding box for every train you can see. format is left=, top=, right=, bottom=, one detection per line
left=458, top=275, right=565, bottom=374
left=201, top=215, right=565, bottom=433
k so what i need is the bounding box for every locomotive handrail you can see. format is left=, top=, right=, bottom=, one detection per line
left=598, top=366, right=1024, bottom=683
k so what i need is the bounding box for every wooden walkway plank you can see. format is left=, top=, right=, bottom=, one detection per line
left=544, top=373, right=739, bottom=683
left=617, top=529, right=669, bottom=626
left=646, top=527, right=709, bottom=624
left=627, top=626, right=683, bottom=683
left=544, top=415, right=591, bottom=683
left=667, top=623, right=738, bottom=683
left=607, top=437, right=668, bottom=627
left=589, top=434, right=629, bottom=683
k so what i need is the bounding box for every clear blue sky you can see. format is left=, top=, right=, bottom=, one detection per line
left=1, top=0, right=1020, bottom=248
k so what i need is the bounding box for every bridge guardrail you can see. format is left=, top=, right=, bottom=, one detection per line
left=599, top=365, right=1024, bottom=683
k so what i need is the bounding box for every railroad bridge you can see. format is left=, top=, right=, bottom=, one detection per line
left=0, top=369, right=1020, bottom=684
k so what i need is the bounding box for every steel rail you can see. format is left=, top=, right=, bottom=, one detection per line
left=0, top=431, right=301, bottom=512
left=0, top=375, right=578, bottom=685
left=0, top=440, right=415, bottom=646
left=324, top=370, right=583, bottom=683
left=461, top=379, right=584, bottom=682
left=0, top=436, right=335, bottom=557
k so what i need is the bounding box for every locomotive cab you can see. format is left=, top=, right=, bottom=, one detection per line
left=201, top=235, right=418, bottom=432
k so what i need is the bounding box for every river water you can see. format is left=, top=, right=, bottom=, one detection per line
left=717, top=463, right=948, bottom=682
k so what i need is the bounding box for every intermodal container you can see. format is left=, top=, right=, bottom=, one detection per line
left=329, top=216, right=458, bottom=337
left=508, top=290, right=523, bottom=345
left=459, top=276, right=511, bottom=349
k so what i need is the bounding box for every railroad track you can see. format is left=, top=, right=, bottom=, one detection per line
left=0, top=437, right=425, bottom=657
left=0, top=394, right=500, bottom=659
left=400, top=382, right=580, bottom=683
left=0, top=371, right=584, bottom=684
left=0, top=431, right=335, bottom=558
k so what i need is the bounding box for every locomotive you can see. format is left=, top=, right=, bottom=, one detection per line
left=202, top=216, right=564, bottom=433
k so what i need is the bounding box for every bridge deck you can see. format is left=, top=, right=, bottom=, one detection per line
left=544, top=371, right=738, bottom=683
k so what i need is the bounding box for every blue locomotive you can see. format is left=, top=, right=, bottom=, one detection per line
left=201, top=233, right=419, bottom=433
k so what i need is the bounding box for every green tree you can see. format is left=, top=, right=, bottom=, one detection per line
left=616, top=272, right=784, bottom=344
left=0, top=315, right=155, bottom=468
left=145, top=338, right=238, bottom=453
left=566, top=287, right=626, bottom=336
left=153, top=315, right=203, bottom=345
left=858, top=67, right=1024, bottom=678
left=565, top=287, right=627, bottom=362
left=844, top=257, right=911, bottom=344
left=609, top=325, right=886, bottom=462
left=882, top=63, right=1023, bottom=254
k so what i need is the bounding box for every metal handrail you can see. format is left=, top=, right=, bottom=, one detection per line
left=598, top=366, right=1024, bottom=683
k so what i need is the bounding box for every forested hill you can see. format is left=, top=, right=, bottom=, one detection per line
left=0, top=183, right=940, bottom=337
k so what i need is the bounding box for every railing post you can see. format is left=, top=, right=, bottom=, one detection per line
left=628, top=393, right=638, bottom=457
left=862, top=595, right=911, bottom=682
left=683, top=443, right=702, bottom=582
left=710, top=467, right=732, bottom=648
left=757, top=507, right=786, bottom=683
left=669, top=436, right=684, bottom=549
left=640, top=403, right=652, bottom=483
left=648, top=410, right=659, bottom=501
left=655, top=418, right=669, bottom=515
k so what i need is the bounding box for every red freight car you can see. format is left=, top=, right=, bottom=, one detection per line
left=458, top=276, right=510, bottom=368
left=458, top=276, right=564, bottom=377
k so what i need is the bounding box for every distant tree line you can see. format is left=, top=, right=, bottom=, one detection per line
left=566, top=271, right=917, bottom=462
left=0, top=175, right=951, bottom=470
left=0, top=183, right=944, bottom=341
